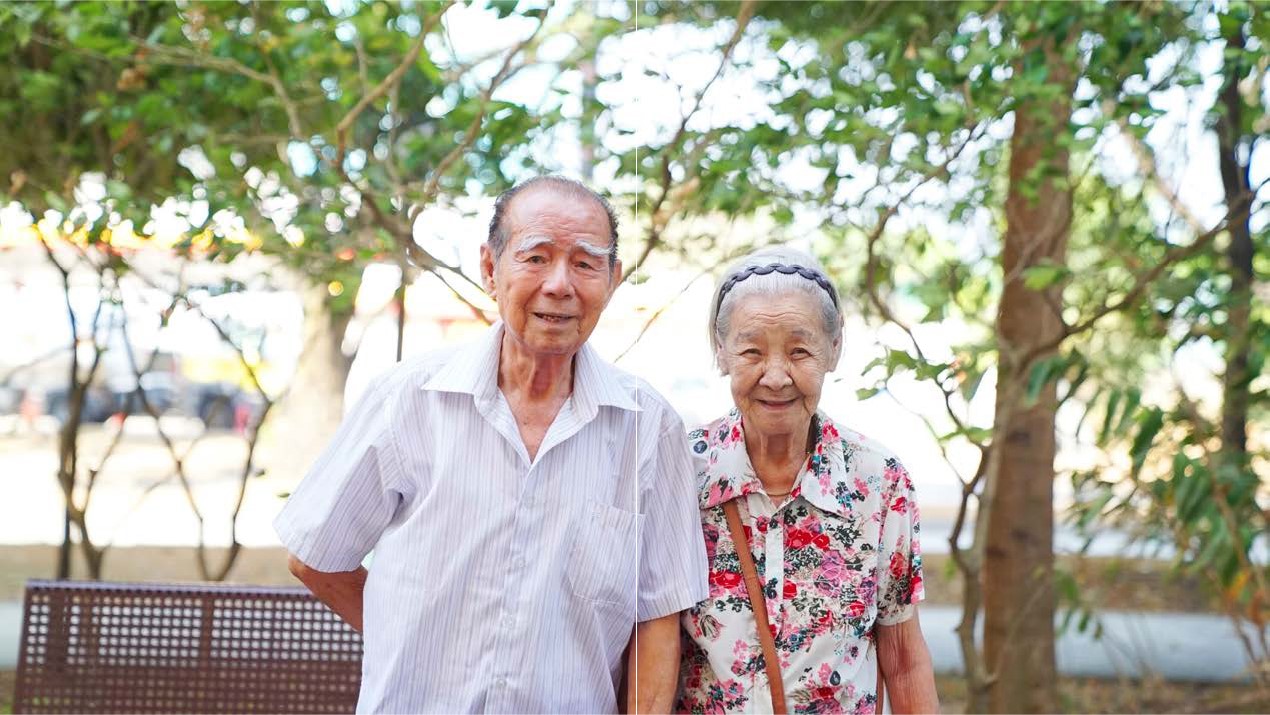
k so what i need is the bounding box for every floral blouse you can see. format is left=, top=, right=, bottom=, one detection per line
left=676, top=410, right=924, bottom=715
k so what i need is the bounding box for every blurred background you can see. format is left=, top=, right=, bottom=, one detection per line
left=0, top=1, right=1266, bottom=712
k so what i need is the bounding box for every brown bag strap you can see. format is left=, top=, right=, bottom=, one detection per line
left=723, top=499, right=787, bottom=714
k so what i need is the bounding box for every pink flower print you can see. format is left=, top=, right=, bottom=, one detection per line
left=787, top=529, right=814, bottom=549
left=707, top=481, right=732, bottom=505
left=821, top=422, right=840, bottom=440
left=817, top=551, right=848, bottom=589
left=889, top=552, right=907, bottom=580
left=813, top=532, right=831, bottom=550
left=890, top=495, right=908, bottom=513
left=845, top=600, right=866, bottom=618
left=818, top=470, right=833, bottom=492
left=711, top=570, right=743, bottom=591
left=854, top=477, right=869, bottom=499
left=883, top=463, right=905, bottom=486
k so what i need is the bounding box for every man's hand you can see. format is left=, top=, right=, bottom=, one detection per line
left=288, top=554, right=368, bottom=633
left=624, top=612, right=681, bottom=714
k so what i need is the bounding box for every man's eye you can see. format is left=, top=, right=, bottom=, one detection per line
left=576, top=260, right=595, bottom=270
left=526, top=255, right=547, bottom=264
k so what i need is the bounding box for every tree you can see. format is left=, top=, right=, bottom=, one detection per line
left=612, top=2, right=1230, bottom=711
left=1067, top=1, right=1268, bottom=687
left=1, top=0, right=575, bottom=577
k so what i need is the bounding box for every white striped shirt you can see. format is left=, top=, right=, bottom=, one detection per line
left=274, top=323, right=708, bottom=713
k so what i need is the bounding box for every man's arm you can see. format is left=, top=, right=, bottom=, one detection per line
left=877, top=610, right=939, bottom=714
left=624, top=612, right=681, bottom=714
left=288, top=554, right=368, bottom=633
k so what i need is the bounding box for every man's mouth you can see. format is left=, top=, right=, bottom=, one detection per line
left=532, top=311, right=575, bottom=324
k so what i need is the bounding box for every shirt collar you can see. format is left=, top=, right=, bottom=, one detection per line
left=696, top=408, right=852, bottom=518
left=423, top=321, right=640, bottom=414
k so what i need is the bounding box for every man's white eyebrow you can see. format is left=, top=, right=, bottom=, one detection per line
left=574, top=240, right=611, bottom=260
left=513, top=235, right=554, bottom=254
left=513, top=235, right=611, bottom=260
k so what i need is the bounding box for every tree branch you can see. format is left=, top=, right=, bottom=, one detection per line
left=334, top=4, right=453, bottom=168
left=621, top=0, right=757, bottom=283
left=1022, top=174, right=1269, bottom=365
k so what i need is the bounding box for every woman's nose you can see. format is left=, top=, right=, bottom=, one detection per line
left=758, top=359, right=793, bottom=389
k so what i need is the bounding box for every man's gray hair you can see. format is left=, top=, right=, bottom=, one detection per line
left=708, top=245, right=844, bottom=364
left=487, top=175, right=619, bottom=268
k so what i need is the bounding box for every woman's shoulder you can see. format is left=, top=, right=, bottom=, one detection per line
left=820, top=414, right=910, bottom=479
left=686, top=409, right=742, bottom=456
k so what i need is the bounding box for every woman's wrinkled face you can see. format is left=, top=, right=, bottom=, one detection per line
left=718, top=290, right=840, bottom=440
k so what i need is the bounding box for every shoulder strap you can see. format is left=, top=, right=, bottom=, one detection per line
left=723, top=499, right=787, bottom=714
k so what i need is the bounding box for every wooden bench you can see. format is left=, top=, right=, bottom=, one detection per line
left=14, top=580, right=362, bottom=713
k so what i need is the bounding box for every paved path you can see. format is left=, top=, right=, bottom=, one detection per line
left=920, top=606, right=1265, bottom=682
left=1, top=599, right=1263, bottom=680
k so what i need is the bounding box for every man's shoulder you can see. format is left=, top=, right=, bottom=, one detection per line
left=359, top=343, right=468, bottom=397
left=596, top=358, right=679, bottom=422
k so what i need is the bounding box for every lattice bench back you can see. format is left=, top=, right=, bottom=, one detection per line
left=14, top=580, right=363, bottom=714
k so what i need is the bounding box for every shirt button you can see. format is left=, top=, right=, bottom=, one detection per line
left=502, top=614, right=515, bottom=628
left=495, top=677, right=507, bottom=688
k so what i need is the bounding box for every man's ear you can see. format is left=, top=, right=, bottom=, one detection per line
left=480, top=243, right=497, bottom=299
left=606, top=258, right=624, bottom=303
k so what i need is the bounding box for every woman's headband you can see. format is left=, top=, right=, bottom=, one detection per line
left=716, top=262, right=840, bottom=313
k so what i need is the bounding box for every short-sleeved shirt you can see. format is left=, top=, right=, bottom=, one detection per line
left=274, top=323, right=708, bottom=714
left=676, top=410, right=924, bottom=715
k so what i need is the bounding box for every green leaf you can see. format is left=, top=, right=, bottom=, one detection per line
left=1128, top=407, right=1164, bottom=477
left=1022, top=263, right=1069, bottom=290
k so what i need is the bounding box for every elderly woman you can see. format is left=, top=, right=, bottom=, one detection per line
left=677, top=247, right=938, bottom=714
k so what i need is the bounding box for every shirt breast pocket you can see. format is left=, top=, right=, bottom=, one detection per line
left=567, top=499, right=643, bottom=608
left=833, top=549, right=880, bottom=639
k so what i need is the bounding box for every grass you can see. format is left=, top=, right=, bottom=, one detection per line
left=0, top=670, right=11, bottom=714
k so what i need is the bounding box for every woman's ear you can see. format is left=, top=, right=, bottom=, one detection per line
left=715, top=347, right=729, bottom=376
left=827, top=326, right=843, bottom=373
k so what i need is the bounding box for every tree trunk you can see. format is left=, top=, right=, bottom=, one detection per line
left=268, top=281, right=354, bottom=486
left=984, top=44, right=1073, bottom=714
left=1215, top=25, right=1251, bottom=466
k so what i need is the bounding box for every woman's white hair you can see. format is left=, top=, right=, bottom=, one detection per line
left=709, top=246, right=844, bottom=370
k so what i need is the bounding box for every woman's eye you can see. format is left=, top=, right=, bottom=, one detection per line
left=741, top=348, right=761, bottom=356
left=792, top=348, right=810, bottom=357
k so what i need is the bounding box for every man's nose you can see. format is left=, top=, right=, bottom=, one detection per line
left=540, top=258, right=575, bottom=298
left=758, top=358, right=793, bottom=390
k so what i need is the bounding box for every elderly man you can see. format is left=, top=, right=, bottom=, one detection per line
left=275, top=176, right=707, bottom=713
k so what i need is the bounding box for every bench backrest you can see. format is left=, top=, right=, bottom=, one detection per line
left=14, top=580, right=362, bottom=714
